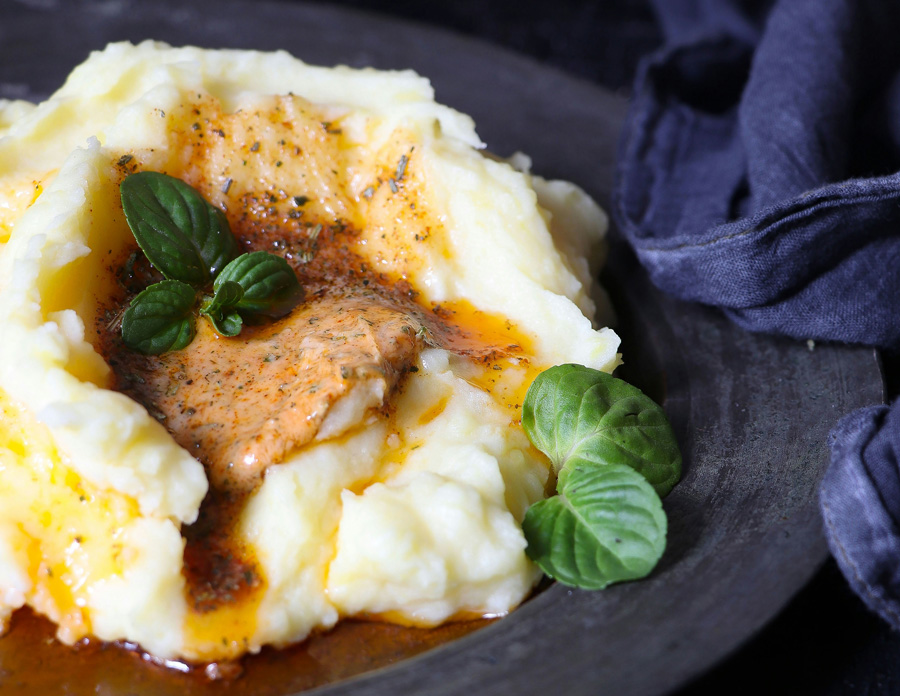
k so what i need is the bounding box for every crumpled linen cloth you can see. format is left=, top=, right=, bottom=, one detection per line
left=615, top=0, right=900, bottom=626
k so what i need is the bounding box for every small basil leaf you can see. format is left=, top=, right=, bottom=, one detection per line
left=207, top=310, right=243, bottom=337
left=522, top=463, right=667, bottom=589
left=120, top=171, right=238, bottom=285
left=200, top=281, right=245, bottom=337
left=200, top=280, right=244, bottom=317
left=214, top=251, right=303, bottom=317
left=121, top=280, right=197, bottom=354
left=523, top=364, right=681, bottom=497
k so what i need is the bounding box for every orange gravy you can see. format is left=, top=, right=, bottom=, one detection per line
left=0, top=608, right=492, bottom=695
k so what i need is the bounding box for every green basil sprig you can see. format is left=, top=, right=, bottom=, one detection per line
left=199, top=280, right=245, bottom=337
left=522, top=463, right=666, bottom=590
left=120, top=171, right=238, bottom=285
left=119, top=171, right=303, bottom=354
left=521, top=364, right=681, bottom=589
left=214, top=250, right=303, bottom=317
left=120, top=280, right=197, bottom=354
left=523, top=364, right=681, bottom=496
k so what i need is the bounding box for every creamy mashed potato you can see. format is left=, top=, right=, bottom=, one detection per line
left=0, top=42, right=619, bottom=661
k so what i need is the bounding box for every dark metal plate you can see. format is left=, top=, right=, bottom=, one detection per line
left=0, top=1, right=884, bottom=695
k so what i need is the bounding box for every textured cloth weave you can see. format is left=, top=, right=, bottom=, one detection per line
left=615, top=0, right=900, bottom=627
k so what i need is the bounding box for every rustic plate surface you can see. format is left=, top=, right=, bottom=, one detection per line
left=0, top=1, right=885, bottom=695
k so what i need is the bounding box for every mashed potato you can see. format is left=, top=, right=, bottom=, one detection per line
left=0, top=42, right=619, bottom=661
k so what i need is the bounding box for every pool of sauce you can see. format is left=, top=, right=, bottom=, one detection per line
left=0, top=608, right=492, bottom=695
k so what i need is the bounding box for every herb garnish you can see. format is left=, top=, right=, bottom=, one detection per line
left=119, top=171, right=302, bottom=354
left=395, top=154, right=408, bottom=181
left=521, top=364, right=681, bottom=589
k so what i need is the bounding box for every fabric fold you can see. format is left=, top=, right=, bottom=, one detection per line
left=616, top=0, right=900, bottom=345
left=822, top=406, right=900, bottom=629
left=616, top=0, right=900, bottom=629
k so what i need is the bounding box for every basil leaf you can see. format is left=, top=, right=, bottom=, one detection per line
left=200, top=280, right=244, bottom=317
left=523, top=463, right=667, bottom=590
left=200, top=280, right=245, bottom=337
left=215, top=251, right=303, bottom=317
left=207, top=310, right=243, bottom=337
left=120, top=171, right=238, bottom=285
left=523, top=364, right=681, bottom=497
left=121, top=280, right=197, bottom=354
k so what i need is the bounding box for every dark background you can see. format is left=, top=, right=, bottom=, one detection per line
left=315, top=1, right=900, bottom=694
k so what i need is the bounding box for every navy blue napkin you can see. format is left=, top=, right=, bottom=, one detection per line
left=615, top=0, right=900, bottom=626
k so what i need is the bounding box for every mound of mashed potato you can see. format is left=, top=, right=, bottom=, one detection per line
left=0, top=42, right=619, bottom=661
